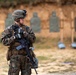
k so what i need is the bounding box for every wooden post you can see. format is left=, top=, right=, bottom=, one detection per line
left=60, top=11, right=64, bottom=42
left=71, top=11, right=74, bottom=43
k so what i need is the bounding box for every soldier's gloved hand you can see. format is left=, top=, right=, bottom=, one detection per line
left=23, top=31, right=28, bottom=37
left=14, top=34, right=22, bottom=39
left=18, top=28, right=24, bottom=34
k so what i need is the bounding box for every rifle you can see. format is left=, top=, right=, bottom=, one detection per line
left=16, top=39, right=38, bottom=75
left=12, top=25, right=38, bottom=74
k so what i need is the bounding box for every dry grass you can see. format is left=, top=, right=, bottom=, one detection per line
left=0, top=34, right=76, bottom=74
left=0, top=43, right=76, bottom=74
left=35, top=49, right=76, bottom=74
left=34, top=36, right=60, bottom=49
left=0, top=4, right=76, bottom=75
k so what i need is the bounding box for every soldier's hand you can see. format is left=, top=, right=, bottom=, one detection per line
left=14, top=34, right=22, bottom=39
left=18, top=28, right=24, bottom=34
left=18, top=28, right=28, bottom=37
left=23, top=31, right=28, bottom=37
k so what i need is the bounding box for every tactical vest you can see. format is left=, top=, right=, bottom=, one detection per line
left=7, top=24, right=34, bottom=61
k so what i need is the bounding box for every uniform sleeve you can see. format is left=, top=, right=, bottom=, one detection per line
left=1, top=28, right=15, bottom=46
left=27, top=28, right=36, bottom=43
left=23, top=27, right=36, bottom=43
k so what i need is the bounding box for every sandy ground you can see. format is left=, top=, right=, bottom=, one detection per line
left=0, top=3, right=76, bottom=75
left=0, top=45, right=76, bottom=75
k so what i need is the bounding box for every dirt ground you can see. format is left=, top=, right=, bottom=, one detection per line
left=0, top=4, right=76, bottom=75
left=0, top=43, right=76, bottom=75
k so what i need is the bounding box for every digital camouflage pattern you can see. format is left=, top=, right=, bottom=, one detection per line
left=1, top=24, right=36, bottom=47
left=8, top=55, right=31, bottom=75
left=1, top=24, right=36, bottom=75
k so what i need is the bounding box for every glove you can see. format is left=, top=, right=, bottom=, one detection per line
left=14, top=34, right=22, bottom=39
left=18, top=28, right=24, bottom=34
left=17, top=28, right=28, bottom=38
left=14, top=28, right=23, bottom=39
left=23, top=31, right=28, bottom=37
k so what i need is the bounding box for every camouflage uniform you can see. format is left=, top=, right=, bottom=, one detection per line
left=1, top=24, right=36, bottom=75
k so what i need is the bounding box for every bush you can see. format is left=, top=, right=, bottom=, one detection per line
left=0, top=0, right=76, bottom=8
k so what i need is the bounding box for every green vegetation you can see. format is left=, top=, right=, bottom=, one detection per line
left=0, top=0, right=31, bottom=8
left=34, top=36, right=60, bottom=49
left=0, top=35, right=72, bottom=49
left=0, top=0, right=76, bottom=8
left=64, top=58, right=76, bottom=63
left=0, top=38, right=1, bottom=43
left=37, top=56, right=49, bottom=60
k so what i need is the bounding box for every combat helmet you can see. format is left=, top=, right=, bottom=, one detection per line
left=12, top=10, right=27, bottom=21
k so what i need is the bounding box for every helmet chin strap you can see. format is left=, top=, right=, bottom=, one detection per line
left=15, top=18, right=24, bottom=26
left=15, top=20, right=21, bottom=26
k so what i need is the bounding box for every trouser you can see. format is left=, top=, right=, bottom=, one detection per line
left=8, top=55, right=31, bottom=75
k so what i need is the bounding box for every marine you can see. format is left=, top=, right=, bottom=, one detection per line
left=1, top=10, right=38, bottom=75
